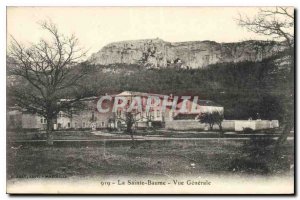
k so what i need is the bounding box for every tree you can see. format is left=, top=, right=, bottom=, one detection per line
left=199, top=112, right=214, bottom=130
left=199, top=111, right=224, bottom=133
left=237, top=7, right=294, bottom=81
left=238, top=7, right=294, bottom=54
left=212, top=111, right=224, bottom=134
left=112, top=95, right=156, bottom=148
left=114, top=109, right=141, bottom=148
left=237, top=7, right=294, bottom=145
left=124, top=111, right=138, bottom=141
left=7, top=21, right=90, bottom=144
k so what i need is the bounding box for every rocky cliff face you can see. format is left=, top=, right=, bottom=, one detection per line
left=89, top=38, right=284, bottom=69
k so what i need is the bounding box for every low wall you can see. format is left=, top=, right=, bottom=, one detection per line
left=222, top=120, right=235, bottom=130
left=234, top=120, right=256, bottom=131
left=165, top=120, right=206, bottom=130
left=271, top=120, right=280, bottom=128
left=224, top=120, right=279, bottom=131
left=255, top=120, right=271, bottom=130
left=166, top=120, right=279, bottom=131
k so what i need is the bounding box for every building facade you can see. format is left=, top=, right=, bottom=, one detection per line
left=7, top=91, right=225, bottom=130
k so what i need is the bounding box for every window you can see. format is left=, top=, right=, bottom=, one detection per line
left=40, top=118, right=47, bottom=124
left=83, top=122, right=86, bottom=128
left=91, top=111, right=95, bottom=121
left=68, top=122, right=71, bottom=128
left=101, top=122, right=105, bottom=127
left=157, top=110, right=160, bottom=117
left=117, top=110, right=121, bottom=116
left=204, top=55, right=210, bottom=62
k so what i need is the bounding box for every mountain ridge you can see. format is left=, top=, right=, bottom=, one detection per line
left=89, top=38, right=285, bottom=68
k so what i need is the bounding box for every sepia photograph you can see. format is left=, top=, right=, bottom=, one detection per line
left=6, top=6, right=294, bottom=194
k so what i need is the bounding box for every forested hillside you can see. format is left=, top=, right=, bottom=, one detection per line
left=81, top=49, right=293, bottom=121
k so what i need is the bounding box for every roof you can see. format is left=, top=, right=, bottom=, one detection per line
left=115, top=91, right=168, bottom=98
left=173, top=113, right=199, bottom=120
left=59, top=96, right=98, bottom=102
left=7, top=105, right=22, bottom=111
left=197, top=100, right=222, bottom=107
left=80, top=96, right=98, bottom=101
left=60, top=92, right=223, bottom=107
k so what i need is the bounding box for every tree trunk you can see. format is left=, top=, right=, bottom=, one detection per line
left=218, top=124, right=224, bottom=137
left=275, top=47, right=294, bottom=154
left=126, top=122, right=135, bottom=148
left=276, top=123, right=293, bottom=146
left=209, top=124, right=213, bottom=130
left=276, top=58, right=294, bottom=146
left=46, top=117, right=54, bottom=145
left=128, top=128, right=136, bottom=149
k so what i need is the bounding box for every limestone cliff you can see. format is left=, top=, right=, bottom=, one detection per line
left=89, top=38, right=284, bottom=69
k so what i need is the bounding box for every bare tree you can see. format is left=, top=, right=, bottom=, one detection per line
left=124, top=111, right=138, bottom=141
left=237, top=7, right=294, bottom=146
left=238, top=7, right=294, bottom=53
left=114, top=110, right=142, bottom=148
left=112, top=95, right=156, bottom=148
left=7, top=21, right=90, bottom=144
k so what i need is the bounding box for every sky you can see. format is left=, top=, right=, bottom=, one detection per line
left=7, top=7, right=285, bottom=57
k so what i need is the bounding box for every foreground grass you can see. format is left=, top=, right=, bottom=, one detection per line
left=7, top=137, right=294, bottom=179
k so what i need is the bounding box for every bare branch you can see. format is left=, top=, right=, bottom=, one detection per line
left=237, top=7, right=294, bottom=50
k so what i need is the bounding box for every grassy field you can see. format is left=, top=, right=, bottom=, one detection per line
left=7, top=135, right=294, bottom=179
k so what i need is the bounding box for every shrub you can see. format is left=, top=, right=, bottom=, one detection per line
left=243, top=127, right=254, bottom=134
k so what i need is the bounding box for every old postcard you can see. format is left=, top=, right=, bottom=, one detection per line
left=6, top=7, right=294, bottom=194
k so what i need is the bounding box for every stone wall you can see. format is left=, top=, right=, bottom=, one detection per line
left=71, top=110, right=114, bottom=129
left=21, top=113, right=43, bottom=129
